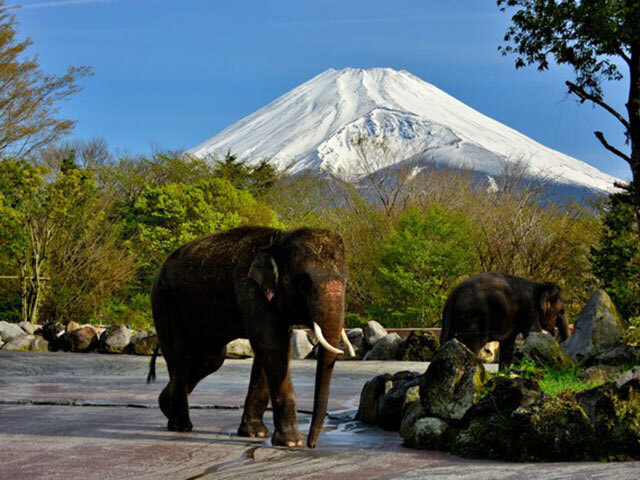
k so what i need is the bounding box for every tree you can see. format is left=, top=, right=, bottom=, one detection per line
left=0, top=1, right=91, bottom=157
left=592, top=190, right=640, bottom=319
left=368, top=206, right=479, bottom=327
left=497, top=0, right=640, bottom=222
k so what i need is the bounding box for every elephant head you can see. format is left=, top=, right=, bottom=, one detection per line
left=248, top=228, right=353, bottom=448
left=539, top=283, right=570, bottom=341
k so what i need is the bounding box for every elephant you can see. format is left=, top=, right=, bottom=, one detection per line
left=146, top=226, right=355, bottom=448
left=440, top=272, right=570, bottom=370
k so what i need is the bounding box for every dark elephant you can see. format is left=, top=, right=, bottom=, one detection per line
left=440, top=272, right=570, bottom=369
left=147, top=226, right=355, bottom=448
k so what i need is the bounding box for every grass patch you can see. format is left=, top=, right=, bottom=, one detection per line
left=505, top=360, right=607, bottom=396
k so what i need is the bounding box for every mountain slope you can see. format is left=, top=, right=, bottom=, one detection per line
left=189, top=68, right=619, bottom=192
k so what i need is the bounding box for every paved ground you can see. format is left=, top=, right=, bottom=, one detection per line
left=0, top=352, right=639, bottom=479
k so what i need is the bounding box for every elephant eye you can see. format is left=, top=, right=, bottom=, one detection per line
left=295, top=273, right=313, bottom=294
left=558, top=309, right=565, bottom=316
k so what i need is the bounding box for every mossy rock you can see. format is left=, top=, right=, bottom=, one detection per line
left=378, top=373, right=421, bottom=431
left=513, top=332, right=574, bottom=370
left=404, top=417, right=452, bottom=450
left=398, top=330, right=440, bottom=361
left=511, top=394, right=597, bottom=461
left=420, top=339, right=486, bottom=422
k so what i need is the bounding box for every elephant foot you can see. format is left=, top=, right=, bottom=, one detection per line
left=271, top=429, right=304, bottom=448
left=167, top=418, right=193, bottom=432
left=238, top=420, right=269, bottom=438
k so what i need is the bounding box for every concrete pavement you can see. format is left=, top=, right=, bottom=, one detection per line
left=0, top=352, right=638, bottom=479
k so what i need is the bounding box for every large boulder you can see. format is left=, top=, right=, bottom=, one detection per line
left=400, top=401, right=428, bottom=441
left=582, top=344, right=640, bottom=367
left=290, top=329, right=314, bottom=360
left=563, top=290, right=625, bottom=364
left=0, top=321, right=27, bottom=343
left=2, top=334, right=35, bottom=351
left=99, top=325, right=133, bottom=353
left=68, top=326, right=99, bottom=352
left=397, top=330, right=439, bottom=362
left=363, top=321, right=387, bottom=349
left=404, top=417, right=451, bottom=450
left=225, top=338, right=254, bottom=359
left=510, top=395, right=597, bottom=461
left=377, top=371, right=422, bottom=431
left=29, top=336, right=49, bottom=352
left=41, top=321, right=68, bottom=351
left=513, top=332, right=574, bottom=369
left=19, top=321, right=35, bottom=335
left=339, top=328, right=365, bottom=360
left=355, top=373, right=392, bottom=424
left=364, top=333, right=404, bottom=360
left=128, top=330, right=158, bottom=355
left=420, top=339, right=486, bottom=422
left=66, top=321, right=81, bottom=334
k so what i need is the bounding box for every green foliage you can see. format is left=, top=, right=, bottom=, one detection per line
left=592, top=191, right=640, bottom=320
left=497, top=0, right=636, bottom=101
left=367, top=206, right=479, bottom=327
left=510, top=360, right=606, bottom=396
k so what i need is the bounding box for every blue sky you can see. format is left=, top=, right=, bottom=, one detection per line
left=12, top=0, right=631, bottom=180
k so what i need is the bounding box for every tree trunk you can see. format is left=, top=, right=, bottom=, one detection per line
left=628, top=43, right=640, bottom=230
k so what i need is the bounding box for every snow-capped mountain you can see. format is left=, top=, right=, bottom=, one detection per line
left=189, top=68, right=619, bottom=193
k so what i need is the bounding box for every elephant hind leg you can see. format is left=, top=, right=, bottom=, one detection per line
left=159, top=344, right=227, bottom=432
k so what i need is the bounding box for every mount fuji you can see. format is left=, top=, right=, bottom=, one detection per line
left=189, top=68, right=619, bottom=194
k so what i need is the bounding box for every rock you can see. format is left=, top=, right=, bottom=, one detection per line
left=563, top=290, right=625, bottom=364
left=355, top=373, right=392, bottom=424
left=397, top=330, right=439, bottom=362
left=19, top=321, right=35, bottom=335
left=128, top=331, right=158, bottom=355
left=378, top=372, right=422, bottom=431
left=420, top=339, right=486, bottom=422
left=66, top=321, right=81, bottom=334
left=404, top=417, right=451, bottom=450
left=510, top=396, right=597, bottom=461
left=478, top=341, right=500, bottom=363
left=450, top=377, right=542, bottom=459
left=30, top=336, right=49, bottom=352
left=339, top=328, right=365, bottom=360
left=225, top=338, right=253, bottom=359
left=582, top=344, right=640, bottom=367
left=290, top=329, right=313, bottom=360
left=99, top=325, right=133, bottom=353
left=513, top=332, right=574, bottom=369
left=0, top=321, right=27, bottom=343
left=42, top=321, right=65, bottom=342
left=363, top=321, right=387, bottom=349
left=580, top=365, right=621, bottom=383
left=400, top=401, right=428, bottom=441
left=68, top=326, right=99, bottom=352
left=42, top=321, right=68, bottom=351
left=2, top=335, right=34, bottom=351
left=0, top=338, right=3, bottom=349
left=364, top=333, right=404, bottom=360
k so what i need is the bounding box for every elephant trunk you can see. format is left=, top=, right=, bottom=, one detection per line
left=557, top=314, right=570, bottom=342
left=307, top=279, right=345, bottom=448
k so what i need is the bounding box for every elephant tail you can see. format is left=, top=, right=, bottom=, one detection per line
left=147, top=344, right=160, bottom=384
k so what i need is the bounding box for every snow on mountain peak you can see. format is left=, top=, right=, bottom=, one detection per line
left=189, top=67, right=619, bottom=192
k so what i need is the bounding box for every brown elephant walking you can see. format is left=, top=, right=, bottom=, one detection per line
left=440, top=272, right=570, bottom=370
left=147, top=226, right=354, bottom=448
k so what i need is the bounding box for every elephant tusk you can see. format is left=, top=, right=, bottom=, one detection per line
left=340, top=329, right=356, bottom=358
left=313, top=322, right=344, bottom=355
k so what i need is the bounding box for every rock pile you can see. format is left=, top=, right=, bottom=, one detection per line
left=357, top=335, right=640, bottom=461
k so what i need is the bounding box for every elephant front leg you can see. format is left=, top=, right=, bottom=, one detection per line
left=238, top=355, right=270, bottom=439
left=498, top=336, right=517, bottom=371
left=261, top=345, right=304, bottom=447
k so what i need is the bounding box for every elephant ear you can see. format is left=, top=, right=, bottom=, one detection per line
left=248, top=251, right=278, bottom=301
left=539, top=283, right=560, bottom=312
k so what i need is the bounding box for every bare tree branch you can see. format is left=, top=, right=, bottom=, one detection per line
left=594, top=131, right=631, bottom=163
left=566, top=81, right=630, bottom=132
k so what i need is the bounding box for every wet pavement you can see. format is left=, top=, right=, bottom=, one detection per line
left=0, top=352, right=638, bottom=479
